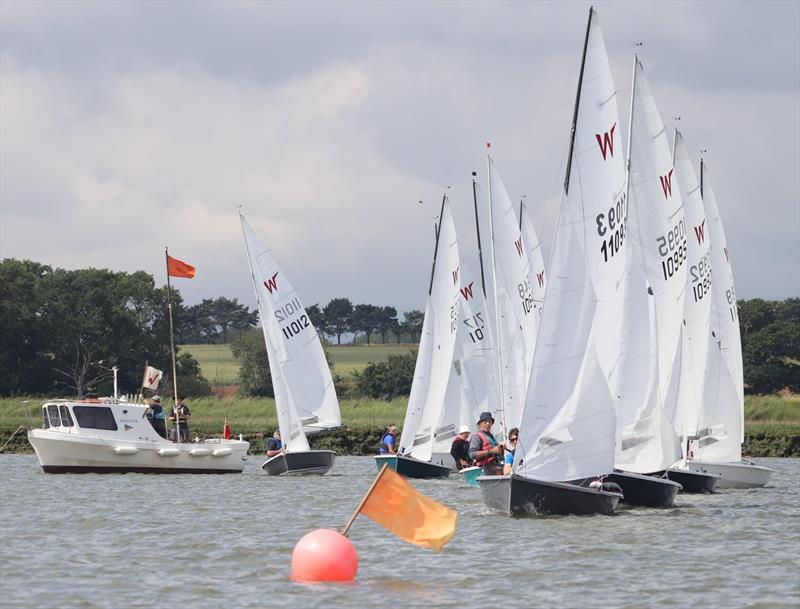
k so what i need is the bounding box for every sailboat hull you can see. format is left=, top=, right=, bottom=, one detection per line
left=262, top=450, right=336, bottom=476
left=605, top=470, right=682, bottom=507
left=373, top=455, right=451, bottom=479
left=685, top=460, right=774, bottom=489
left=462, top=464, right=504, bottom=487
left=654, top=468, right=719, bottom=493
left=478, top=474, right=622, bottom=516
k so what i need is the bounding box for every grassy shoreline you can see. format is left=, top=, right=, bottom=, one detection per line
left=1, top=395, right=798, bottom=457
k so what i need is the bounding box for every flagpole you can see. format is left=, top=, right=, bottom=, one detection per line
left=165, top=247, right=181, bottom=441
left=139, top=360, right=149, bottom=401
left=341, top=464, right=390, bottom=537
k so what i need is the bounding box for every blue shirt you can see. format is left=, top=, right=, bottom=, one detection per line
left=267, top=438, right=282, bottom=452
left=380, top=434, right=395, bottom=454
left=504, top=450, right=514, bottom=467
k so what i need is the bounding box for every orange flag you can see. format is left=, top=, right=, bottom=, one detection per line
left=167, top=255, right=196, bottom=279
left=359, top=466, right=457, bottom=551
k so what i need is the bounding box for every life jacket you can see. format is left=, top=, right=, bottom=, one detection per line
left=379, top=433, right=394, bottom=454
left=474, top=431, right=500, bottom=467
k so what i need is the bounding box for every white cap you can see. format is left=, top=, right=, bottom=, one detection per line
left=458, top=425, right=471, bottom=434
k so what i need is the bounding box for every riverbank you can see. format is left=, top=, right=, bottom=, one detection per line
left=2, top=394, right=798, bottom=457
left=2, top=424, right=798, bottom=457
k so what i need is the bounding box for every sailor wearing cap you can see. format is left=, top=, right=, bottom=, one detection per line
left=468, top=411, right=504, bottom=468
left=148, top=395, right=167, bottom=439
left=450, top=425, right=473, bottom=470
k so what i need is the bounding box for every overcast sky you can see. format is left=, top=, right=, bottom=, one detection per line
left=2, top=0, right=798, bottom=316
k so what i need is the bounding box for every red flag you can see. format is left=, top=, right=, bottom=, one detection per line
left=167, top=255, right=196, bottom=279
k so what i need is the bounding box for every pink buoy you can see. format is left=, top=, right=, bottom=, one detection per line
left=291, top=529, right=359, bottom=583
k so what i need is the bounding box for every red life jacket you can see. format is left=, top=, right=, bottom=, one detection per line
left=474, top=431, right=500, bottom=467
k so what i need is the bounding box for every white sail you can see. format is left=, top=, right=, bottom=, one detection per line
left=614, top=57, right=686, bottom=473
left=671, top=130, right=714, bottom=456
left=520, top=201, right=547, bottom=347
left=694, top=161, right=744, bottom=462
left=399, top=198, right=461, bottom=462
left=488, top=158, right=538, bottom=433
left=517, top=9, right=626, bottom=482
left=433, top=260, right=497, bottom=458
left=240, top=216, right=341, bottom=452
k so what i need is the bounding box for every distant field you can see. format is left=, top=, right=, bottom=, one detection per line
left=182, top=343, right=416, bottom=383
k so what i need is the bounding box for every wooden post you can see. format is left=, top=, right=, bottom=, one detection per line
left=341, top=464, right=390, bottom=537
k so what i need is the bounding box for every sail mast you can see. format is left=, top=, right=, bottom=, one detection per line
left=472, top=172, right=488, bottom=296
left=487, top=152, right=508, bottom=435
left=164, top=247, right=181, bottom=437
left=564, top=5, right=594, bottom=195
left=700, top=156, right=704, bottom=199
left=427, top=194, right=448, bottom=296
left=625, top=54, right=638, bottom=205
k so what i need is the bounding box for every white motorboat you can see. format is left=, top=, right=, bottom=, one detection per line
left=27, top=398, right=249, bottom=474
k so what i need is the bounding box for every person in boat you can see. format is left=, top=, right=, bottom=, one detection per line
left=503, top=428, right=519, bottom=475
left=450, top=425, right=472, bottom=470
left=266, top=430, right=283, bottom=457
left=168, top=394, right=191, bottom=443
left=379, top=425, right=398, bottom=455
left=148, top=395, right=167, bottom=439
left=468, top=411, right=504, bottom=470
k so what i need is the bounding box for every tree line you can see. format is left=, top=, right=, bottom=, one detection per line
left=1, top=258, right=796, bottom=398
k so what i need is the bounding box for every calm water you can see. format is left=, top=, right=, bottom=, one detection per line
left=1, top=455, right=798, bottom=609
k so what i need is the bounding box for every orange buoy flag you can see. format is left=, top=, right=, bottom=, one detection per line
left=167, top=255, right=196, bottom=279
left=359, top=466, right=457, bottom=551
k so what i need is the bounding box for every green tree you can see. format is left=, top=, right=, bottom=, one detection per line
left=0, top=259, right=56, bottom=394
left=352, top=304, right=381, bottom=345
left=231, top=327, right=274, bottom=397
left=400, top=309, right=424, bottom=343
left=743, top=319, right=800, bottom=393
left=354, top=351, right=417, bottom=399
left=375, top=306, right=399, bottom=344
left=324, top=297, right=354, bottom=345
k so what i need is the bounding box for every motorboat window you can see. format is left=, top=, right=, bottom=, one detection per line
left=46, top=404, right=62, bottom=427
left=73, top=406, right=118, bottom=431
left=42, top=406, right=51, bottom=429
left=59, top=405, right=74, bottom=427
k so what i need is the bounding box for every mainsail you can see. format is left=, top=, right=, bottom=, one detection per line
left=516, top=8, right=626, bottom=482
left=614, top=56, right=686, bottom=473
left=240, top=215, right=341, bottom=452
left=520, top=200, right=547, bottom=342
left=487, top=158, right=538, bottom=434
left=398, top=197, right=461, bottom=462
left=671, top=130, right=714, bottom=458
left=694, top=161, right=744, bottom=462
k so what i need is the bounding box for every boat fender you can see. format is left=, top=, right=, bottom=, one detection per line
left=113, top=446, right=138, bottom=455
left=189, top=448, right=211, bottom=457
left=212, top=447, right=232, bottom=457
left=157, top=448, right=180, bottom=457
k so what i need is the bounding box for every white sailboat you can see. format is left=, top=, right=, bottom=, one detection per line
left=240, top=214, right=339, bottom=476
left=682, top=159, right=774, bottom=488
left=604, top=55, right=687, bottom=506
left=663, top=131, right=722, bottom=492
left=375, top=195, right=461, bottom=478
left=520, top=200, right=547, bottom=340
left=479, top=7, right=626, bottom=516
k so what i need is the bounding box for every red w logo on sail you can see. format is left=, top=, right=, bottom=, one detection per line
left=659, top=169, right=674, bottom=199
left=460, top=282, right=475, bottom=301
left=595, top=123, right=617, bottom=160
left=147, top=373, right=159, bottom=385
left=264, top=272, right=279, bottom=294
left=536, top=270, right=545, bottom=288
left=514, top=238, right=524, bottom=257
left=694, top=221, right=706, bottom=245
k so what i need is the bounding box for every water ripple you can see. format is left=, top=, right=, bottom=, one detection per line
left=1, top=456, right=798, bottom=609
